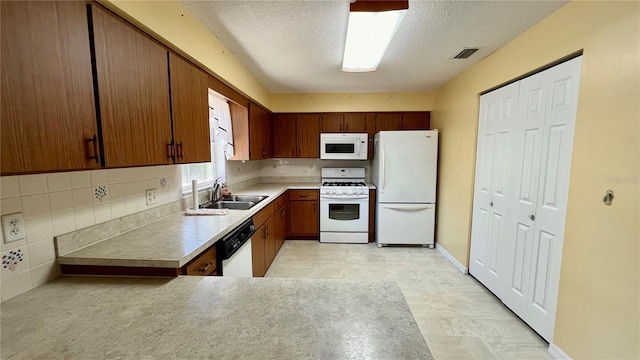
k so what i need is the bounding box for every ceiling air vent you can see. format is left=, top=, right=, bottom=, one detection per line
left=452, top=48, right=479, bottom=59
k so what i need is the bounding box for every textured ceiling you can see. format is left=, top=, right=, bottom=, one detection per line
left=181, top=0, right=568, bottom=93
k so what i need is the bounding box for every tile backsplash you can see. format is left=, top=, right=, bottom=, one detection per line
left=260, top=159, right=371, bottom=180
left=0, top=165, right=182, bottom=301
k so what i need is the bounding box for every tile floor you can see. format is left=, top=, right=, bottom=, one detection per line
left=265, top=240, right=552, bottom=360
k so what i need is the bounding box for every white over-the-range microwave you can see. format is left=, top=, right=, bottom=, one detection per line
left=320, top=133, right=368, bottom=160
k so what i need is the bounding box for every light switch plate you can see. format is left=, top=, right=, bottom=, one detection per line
left=145, top=189, right=158, bottom=206
left=2, top=212, right=26, bottom=243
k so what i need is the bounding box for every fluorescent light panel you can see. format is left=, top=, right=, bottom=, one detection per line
left=342, top=9, right=406, bottom=72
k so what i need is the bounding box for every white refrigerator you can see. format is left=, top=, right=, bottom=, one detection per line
left=371, top=130, right=438, bottom=247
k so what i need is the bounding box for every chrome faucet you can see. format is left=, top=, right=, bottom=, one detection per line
left=211, top=177, right=223, bottom=202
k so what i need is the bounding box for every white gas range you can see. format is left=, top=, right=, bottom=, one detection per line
left=319, top=168, right=369, bottom=244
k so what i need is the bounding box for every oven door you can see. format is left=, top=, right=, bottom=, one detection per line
left=320, top=134, right=367, bottom=160
left=320, top=195, right=369, bottom=232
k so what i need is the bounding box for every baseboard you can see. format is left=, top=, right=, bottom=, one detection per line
left=435, top=243, right=468, bottom=274
left=548, top=343, right=572, bottom=360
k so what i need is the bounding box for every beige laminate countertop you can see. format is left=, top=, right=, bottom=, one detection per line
left=57, top=183, right=322, bottom=269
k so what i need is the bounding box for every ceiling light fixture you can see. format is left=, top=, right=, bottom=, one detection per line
left=342, top=1, right=408, bottom=73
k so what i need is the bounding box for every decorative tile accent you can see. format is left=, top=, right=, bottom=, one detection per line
left=159, top=177, right=167, bottom=190
left=94, top=186, right=108, bottom=202
left=2, top=249, right=24, bottom=272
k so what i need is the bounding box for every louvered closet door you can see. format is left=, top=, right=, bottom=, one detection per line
left=469, top=82, right=519, bottom=296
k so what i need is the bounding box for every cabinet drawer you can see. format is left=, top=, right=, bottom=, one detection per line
left=253, top=202, right=275, bottom=227
left=184, top=247, right=216, bottom=276
left=273, top=192, right=288, bottom=209
left=289, top=189, right=318, bottom=201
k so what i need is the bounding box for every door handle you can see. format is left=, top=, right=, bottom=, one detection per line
left=490, top=201, right=494, bottom=207
left=381, top=146, right=386, bottom=193
left=529, top=214, right=535, bottom=221
left=383, top=205, right=433, bottom=211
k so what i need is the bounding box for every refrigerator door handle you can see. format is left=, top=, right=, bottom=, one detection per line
left=381, top=146, right=386, bottom=193
left=383, top=204, right=434, bottom=211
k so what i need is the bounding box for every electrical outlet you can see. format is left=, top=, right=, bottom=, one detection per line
left=145, top=189, right=158, bottom=206
left=2, top=212, right=26, bottom=243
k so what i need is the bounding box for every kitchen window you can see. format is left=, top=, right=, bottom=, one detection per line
left=181, top=90, right=232, bottom=194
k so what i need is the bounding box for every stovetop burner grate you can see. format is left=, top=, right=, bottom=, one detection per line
left=322, top=182, right=367, bottom=187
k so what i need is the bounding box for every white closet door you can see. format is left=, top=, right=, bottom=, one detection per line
left=469, top=82, right=519, bottom=295
left=501, top=70, right=548, bottom=319
left=525, top=57, right=582, bottom=341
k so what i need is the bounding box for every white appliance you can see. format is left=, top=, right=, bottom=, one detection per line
left=371, top=130, right=438, bottom=247
left=320, top=133, right=368, bottom=160
left=319, top=168, right=369, bottom=243
left=217, top=218, right=254, bottom=277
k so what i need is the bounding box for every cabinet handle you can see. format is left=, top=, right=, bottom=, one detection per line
left=281, top=209, right=285, bottom=218
left=266, top=225, right=269, bottom=237
left=299, top=194, right=307, bottom=198
left=86, top=134, right=100, bottom=164
left=177, top=141, right=184, bottom=160
left=167, top=141, right=176, bottom=162
left=262, top=148, right=266, bottom=158
left=199, top=263, right=213, bottom=273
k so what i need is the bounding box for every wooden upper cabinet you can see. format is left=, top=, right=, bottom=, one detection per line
left=401, top=112, right=430, bottom=130
left=90, top=4, right=172, bottom=168
left=321, top=113, right=366, bottom=133
left=375, top=113, right=403, bottom=132
left=228, top=102, right=249, bottom=160
left=262, top=109, right=274, bottom=158
left=296, top=114, right=320, bottom=158
left=273, top=114, right=297, bottom=158
left=322, top=114, right=344, bottom=132
left=169, top=53, right=210, bottom=163
left=1, top=1, right=99, bottom=174
left=248, top=103, right=264, bottom=159
left=343, top=113, right=367, bottom=133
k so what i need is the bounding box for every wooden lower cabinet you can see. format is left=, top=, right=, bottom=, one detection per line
left=274, top=200, right=288, bottom=251
left=252, top=193, right=288, bottom=277
left=289, top=190, right=319, bottom=239
left=252, top=221, right=267, bottom=277
left=183, top=247, right=217, bottom=276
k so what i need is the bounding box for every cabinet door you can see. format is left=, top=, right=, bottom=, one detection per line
left=343, top=113, right=367, bottom=133
left=228, top=102, right=249, bottom=160
left=322, top=114, right=344, bottom=132
left=169, top=53, right=210, bottom=163
left=252, top=223, right=266, bottom=277
left=1, top=1, right=98, bottom=174
left=273, top=114, right=297, bottom=158
left=249, top=102, right=264, bottom=159
left=375, top=113, right=403, bottom=132
left=91, top=4, right=172, bottom=167
left=296, top=114, right=320, bottom=158
left=365, top=113, right=376, bottom=160
left=289, top=200, right=319, bottom=237
left=275, top=204, right=288, bottom=251
left=262, top=109, right=274, bottom=158
left=402, top=112, right=430, bottom=130
left=264, top=216, right=276, bottom=270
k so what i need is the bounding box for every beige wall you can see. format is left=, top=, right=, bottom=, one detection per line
left=100, top=0, right=273, bottom=109
left=431, top=1, right=639, bottom=358
left=273, top=92, right=433, bottom=112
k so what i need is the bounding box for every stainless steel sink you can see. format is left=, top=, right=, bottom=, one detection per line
left=203, top=201, right=256, bottom=210
left=222, top=195, right=268, bottom=203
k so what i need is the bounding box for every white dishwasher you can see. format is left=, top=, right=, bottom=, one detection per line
left=217, top=218, right=255, bottom=277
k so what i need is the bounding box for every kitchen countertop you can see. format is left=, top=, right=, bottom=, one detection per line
left=0, top=276, right=432, bottom=360
left=57, top=183, right=319, bottom=268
